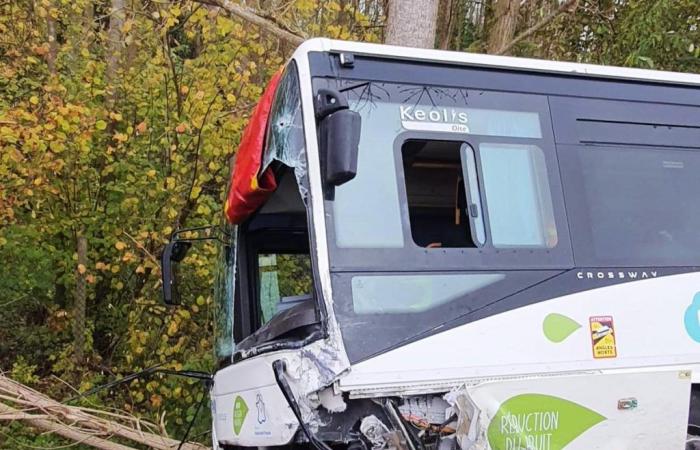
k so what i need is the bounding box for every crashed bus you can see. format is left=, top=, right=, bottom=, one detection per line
left=161, top=38, right=700, bottom=450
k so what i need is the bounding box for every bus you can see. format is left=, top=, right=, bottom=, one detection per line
left=161, top=38, right=700, bottom=450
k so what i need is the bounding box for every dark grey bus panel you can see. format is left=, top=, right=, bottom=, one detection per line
left=549, top=95, right=700, bottom=268
left=549, top=96, right=700, bottom=147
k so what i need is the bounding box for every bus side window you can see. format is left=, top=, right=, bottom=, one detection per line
left=400, top=139, right=558, bottom=250
left=478, top=143, right=557, bottom=248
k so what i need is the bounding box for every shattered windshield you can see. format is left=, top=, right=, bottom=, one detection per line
left=262, top=61, right=308, bottom=202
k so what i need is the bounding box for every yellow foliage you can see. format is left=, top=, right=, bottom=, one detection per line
left=0, top=0, right=382, bottom=440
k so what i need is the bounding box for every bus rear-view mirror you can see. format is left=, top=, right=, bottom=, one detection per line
left=316, top=89, right=361, bottom=187
left=160, top=240, right=191, bottom=305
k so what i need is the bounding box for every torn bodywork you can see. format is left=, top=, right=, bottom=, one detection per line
left=280, top=391, right=460, bottom=450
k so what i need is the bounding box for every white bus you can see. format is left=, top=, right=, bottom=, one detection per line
left=162, top=38, right=700, bottom=450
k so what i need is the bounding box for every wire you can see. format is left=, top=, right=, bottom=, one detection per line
left=177, top=383, right=209, bottom=450
left=61, top=364, right=213, bottom=447
left=383, top=399, right=421, bottom=450
left=63, top=364, right=212, bottom=404
left=63, top=363, right=165, bottom=404
left=438, top=413, right=458, bottom=435
left=272, top=359, right=333, bottom=450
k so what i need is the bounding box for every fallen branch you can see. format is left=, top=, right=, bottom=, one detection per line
left=0, top=403, right=137, bottom=450
left=496, top=0, right=579, bottom=55
left=0, top=374, right=209, bottom=450
left=194, top=0, right=304, bottom=46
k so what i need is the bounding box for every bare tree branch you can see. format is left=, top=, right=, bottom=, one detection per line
left=0, top=403, right=137, bottom=450
left=194, top=0, right=304, bottom=46
left=0, top=374, right=209, bottom=450
left=496, top=0, right=579, bottom=55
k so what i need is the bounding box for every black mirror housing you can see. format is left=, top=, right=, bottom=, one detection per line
left=320, top=109, right=361, bottom=186
left=315, top=88, right=361, bottom=188
left=160, top=241, right=191, bottom=305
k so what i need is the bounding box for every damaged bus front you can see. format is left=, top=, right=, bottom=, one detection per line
left=162, top=39, right=700, bottom=450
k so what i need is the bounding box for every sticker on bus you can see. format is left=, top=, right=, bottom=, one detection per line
left=589, top=316, right=617, bottom=359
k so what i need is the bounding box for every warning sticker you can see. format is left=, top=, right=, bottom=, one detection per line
left=589, top=316, right=617, bottom=359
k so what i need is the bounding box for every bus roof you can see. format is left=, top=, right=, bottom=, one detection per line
left=294, top=38, right=700, bottom=88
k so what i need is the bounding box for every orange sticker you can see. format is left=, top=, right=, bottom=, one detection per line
left=589, top=316, right=617, bottom=359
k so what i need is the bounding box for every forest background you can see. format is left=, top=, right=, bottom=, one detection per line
left=1, top=0, right=700, bottom=447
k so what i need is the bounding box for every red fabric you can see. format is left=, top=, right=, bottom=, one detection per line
left=225, top=70, right=283, bottom=224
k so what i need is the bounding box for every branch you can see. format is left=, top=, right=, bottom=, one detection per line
left=122, top=230, right=159, bottom=265
left=496, top=0, right=579, bottom=55
left=194, top=0, right=304, bottom=46
left=0, top=403, right=137, bottom=450
left=0, top=374, right=209, bottom=450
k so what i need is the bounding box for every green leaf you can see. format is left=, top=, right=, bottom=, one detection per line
left=542, top=313, right=581, bottom=343
left=233, top=395, right=248, bottom=435
left=487, top=394, right=606, bottom=450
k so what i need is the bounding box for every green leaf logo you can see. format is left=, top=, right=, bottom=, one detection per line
left=487, top=394, right=605, bottom=450
left=233, top=395, right=249, bottom=435
left=543, top=313, right=581, bottom=343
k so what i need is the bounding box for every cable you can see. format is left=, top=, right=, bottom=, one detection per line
left=178, top=382, right=209, bottom=450
left=272, top=359, right=333, bottom=450
left=438, top=413, right=458, bottom=435
left=64, top=364, right=212, bottom=404
left=63, top=363, right=166, bottom=404
left=383, top=399, right=420, bottom=450
left=62, top=364, right=213, bottom=448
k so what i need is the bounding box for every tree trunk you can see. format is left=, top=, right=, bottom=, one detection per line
left=385, top=0, right=439, bottom=48
left=73, top=233, right=87, bottom=364
left=486, top=0, right=521, bottom=54
left=436, top=0, right=455, bottom=49
left=125, top=0, right=139, bottom=68
left=106, top=0, right=125, bottom=104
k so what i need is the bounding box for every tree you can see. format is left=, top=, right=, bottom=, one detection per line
left=2, top=0, right=700, bottom=446
left=385, top=0, right=439, bottom=48
left=0, top=0, right=383, bottom=445
left=486, top=0, right=520, bottom=53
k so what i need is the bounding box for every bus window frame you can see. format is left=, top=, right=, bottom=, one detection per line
left=221, top=61, right=327, bottom=365
left=317, top=81, right=573, bottom=272
left=393, top=132, right=560, bottom=251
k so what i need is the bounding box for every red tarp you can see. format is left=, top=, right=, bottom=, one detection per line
left=224, top=70, right=283, bottom=224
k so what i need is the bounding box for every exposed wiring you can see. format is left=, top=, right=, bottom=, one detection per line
left=272, top=359, right=333, bottom=450
left=437, top=413, right=458, bottom=435
left=177, top=383, right=209, bottom=450
left=64, top=364, right=212, bottom=404
left=406, top=412, right=457, bottom=437
left=63, top=363, right=166, bottom=404
left=383, top=399, right=421, bottom=450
